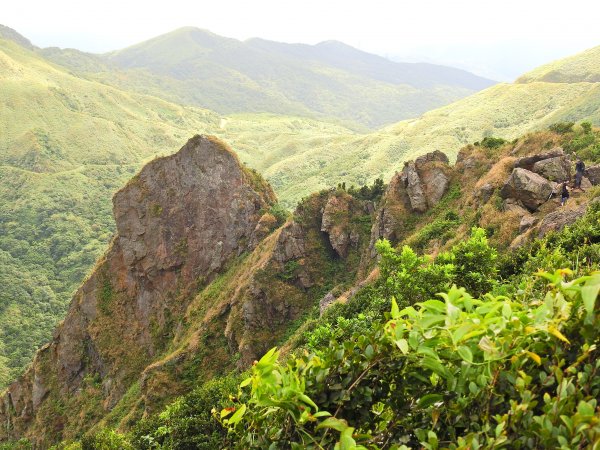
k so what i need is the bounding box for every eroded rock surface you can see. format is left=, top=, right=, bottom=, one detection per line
left=531, top=156, right=571, bottom=182
left=500, top=168, right=554, bottom=211
left=0, top=135, right=275, bottom=445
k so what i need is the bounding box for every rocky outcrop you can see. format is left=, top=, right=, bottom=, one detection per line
left=500, top=168, right=554, bottom=211
left=400, top=151, right=451, bottom=213
left=321, top=193, right=362, bottom=258
left=537, top=204, right=588, bottom=238
left=369, top=151, right=452, bottom=254
left=532, top=156, right=571, bottom=182
left=514, top=147, right=565, bottom=170
left=519, top=215, right=538, bottom=233
left=503, top=198, right=530, bottom=216
left=414, top=151, right=451, bottom=207
left=401, top=161, right=428, bottom=213
left=585, top=165, right=600, bottom=185
left=0, top=135, right=275, bottom=445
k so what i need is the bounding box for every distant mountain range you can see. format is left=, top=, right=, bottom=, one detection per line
left=32, top=26, right=496, bottom=129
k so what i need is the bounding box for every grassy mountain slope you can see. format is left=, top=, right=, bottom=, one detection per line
left=9, top=127, right=600, bottom=448
left=47, top=26, right=495, bottom=129
left=517, top=45, right=600, bottom=83
left=256, top=50, right=600, bottom=206
left=0, top=38, right=220, bottom=386
left=0, top=34, right=599, bottom=391
left=0, top=38, right=358, bottom=387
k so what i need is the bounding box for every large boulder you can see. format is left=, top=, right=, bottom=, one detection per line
left=537, top=204, right=587, bottom=238
left=415, top=151, right=451, bottom=207
left=585, top=164, right=600, bottom=185
left=514, top=147, right=565, bottom=170
left=532, top=156, right=571, bottom=182
left=400, top=150, right=451, bottom=213
left=500, top=168, right=554, bottom=211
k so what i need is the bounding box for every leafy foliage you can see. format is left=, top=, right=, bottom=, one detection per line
left=549, top=122, right=575, bottom=134
left=221, top=270, right=599, bottom=449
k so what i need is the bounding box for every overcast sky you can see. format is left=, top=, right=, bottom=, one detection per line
left=3, top=0, right=600, bottom=80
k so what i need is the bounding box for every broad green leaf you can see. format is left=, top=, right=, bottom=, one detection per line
left=422, top=356, right=448, bottom=380
left=317, top=417, right=349, bottom=432
left=227, top=404, right=246, bottom=425
left=457, top=346, right=473, bottom=363
left=339, top=426, right=358, bottom=450
left=419, top=314, right=447, bottom=329
left=418, top=393, right=443, bottom=408
left=452, top=323, right=477, bottom=344
left=502, top=302, right=512, bottom=319
left=419, top=300, right=446, bottom=313
left=581, top=284, right=599, bottom=318
left=391, top=298, right=400, bottom=319
left=395, top=339, right=409, bottom=354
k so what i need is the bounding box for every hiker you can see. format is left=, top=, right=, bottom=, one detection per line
left=561, top=182, right=570, bottom=206
left=574, top=156, right=586, bottom=190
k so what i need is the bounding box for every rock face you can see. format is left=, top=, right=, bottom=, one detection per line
left=0, top=135, right=275, bottom=445
left=514, top=147, right=565, bottom=170
left=531, top=156, right=571, bottom=182
left=369, top=150, right=451, bottom=253
left=321, top=192, right=362, bottom=258
left=500, top=168, right=554, bottom=211
left=537, top=204, right=588, bottom=238
left=585, top=165, right=600, bottom=185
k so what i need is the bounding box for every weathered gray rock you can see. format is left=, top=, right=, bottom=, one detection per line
left=273, top=222, right=306, bottom=264
left=509, top=232, right=531, bottom=249
left=503, top=198, right=529, bottom=216
left=585, top=165, right=600, bottom=185
left=519, top=215, right=538, bottom=233
left=401, top=161, right=428, bottom=213
left=415, top=151, right=451, bottom=208
left=321, top=195, right=351, bottom=258
left=319, top=292, right=336, bottom=315
left=500, top=168, right=554, bottom=211
left=514, top=147, right=565, bottom=170
left=532, top=156, right=571, bottom=182
left=476, top=183, right=495, bottom=205
left=538, top=204, right=587, bottom=238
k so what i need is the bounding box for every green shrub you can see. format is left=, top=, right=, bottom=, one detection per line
left=480, top=136, right=507, bottom=149
left=221, top=270, right=600, bottom=449
left=549, top=122, right=575, bottom=134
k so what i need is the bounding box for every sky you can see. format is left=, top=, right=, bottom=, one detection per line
left=3, top=0, right=600, bottom=80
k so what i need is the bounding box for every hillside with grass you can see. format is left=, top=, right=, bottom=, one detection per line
left=41, top=26, right=495, bottom=130
left=1, top=35, right=600, bottom=391
left=2, top=127, right=600, bottom=449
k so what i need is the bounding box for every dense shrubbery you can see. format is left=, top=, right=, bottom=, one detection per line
left=478, top=136, right=507, bottom=149
left=221, top=269, right=599, bottom=449
left=337, top=178, right=386, bottom=203
left=549, top=122, right=575, bottom=134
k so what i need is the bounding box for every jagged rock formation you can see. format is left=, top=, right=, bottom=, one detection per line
left=369, top=150, right=451, bottom=252
left=321, top=192, right=364, bottom=258
left=531, top=156, right=571, bottom=182
left=0, top=135, right=276, bottom=446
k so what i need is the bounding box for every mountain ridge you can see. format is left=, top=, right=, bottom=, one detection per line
left=26, top=24, right=495, bottom=129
